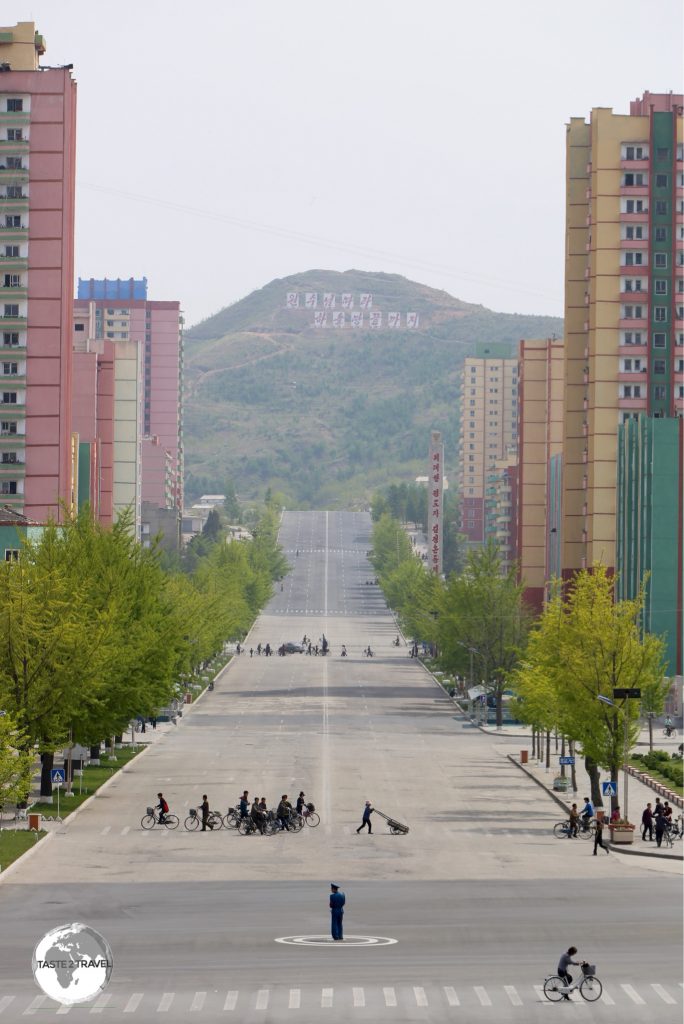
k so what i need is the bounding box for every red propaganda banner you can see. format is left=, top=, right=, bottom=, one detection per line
left=428, top=430, right=444, bottom=575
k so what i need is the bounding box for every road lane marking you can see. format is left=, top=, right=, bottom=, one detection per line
left=120, top=826, right=130, bottom=836
left=533, top=985, right=545, bottom=1001
left=123, top=994, right=143, bottom=1013
left=600, top=989, right=615, bottom=1005
left=90, top=993, right=112, bottom=1013
left=100, top=826, right=111, bottom=836
left=22, top=995, right=47, bottom=1015
left=621, top=985, right=645, bottom=1005
left=321, top=988, right=333, bottom=1007
left=190, top=992, right=206, bottom=1011
left=474, top=986, right=491, bottom=1006
left=223, top=991, right=238, bottom=1010
left=383, top=988, right=397, bottom=1007
left=255, top=990, right=269, bottom=1010
left=413, top=987, right=428, bottom=1006
left=504, top=986, right=521, bottom=1006
left=444, top=986, right=459, bottom=1006
left=288, top=989, right=300, bottom=1009
left=652, top=984, right=676, bottom=1004
left=56, top=1005, right=70, bottom=1015
left=157, top=992, right=174, bottom=1012
left=353, top=988, right=365, bottom=1007
left=0, top=998, right=14, bottom=1016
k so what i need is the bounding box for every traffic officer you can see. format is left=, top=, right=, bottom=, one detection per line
left=329, top=883, right=345, bottom=941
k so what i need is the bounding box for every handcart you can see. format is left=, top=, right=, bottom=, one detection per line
left=373, top=808, right=409, bottom=835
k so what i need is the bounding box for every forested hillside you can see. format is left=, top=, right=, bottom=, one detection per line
left=184, top=270, right=563, bottom=507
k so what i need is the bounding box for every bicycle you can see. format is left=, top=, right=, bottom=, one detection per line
left=141, top=806, right=179, bottom=830
left=184, top=807, right=223, bottom=831
left=553, top=818, right=596, bottom=840
left=300, top=803, right=320, bottom=827
left=544, top=962, right=602, bottom=1002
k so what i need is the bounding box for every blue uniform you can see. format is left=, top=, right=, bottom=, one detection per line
left=329, top=890, right=345, bottom=940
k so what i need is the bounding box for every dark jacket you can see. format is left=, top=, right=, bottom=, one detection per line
left=362, top=805, right=373, bottom=822
left=642, top=807, right=653, bottom=826
left=277, top=800, right=292, bottom=819
left=330, top=891, right=345, bottom=912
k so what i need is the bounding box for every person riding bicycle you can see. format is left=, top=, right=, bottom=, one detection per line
left=580, top=797, right=594, bottom=828
left=557, top=946, right=580, bottom=1000
left=568, top=804, right=580, bottom=838
left=250, top=799, right=265, bottom=834
left=239, top=791, right=250, bottom=819
left=156, top=792, right=169, bottom=824
left=277, top=794, right=293, bottom=831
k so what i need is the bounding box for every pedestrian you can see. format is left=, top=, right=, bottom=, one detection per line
left=150, top=716, right=157, bottom=730
left=641, top=803, right=653, bottom=841
left=568, top=803, right=580, bottom=838
left=593, top=815, right=609, bottom=855
left=250, top=648, right=254, bottom=658
left=663, top=800, right=673, bottom=821
left=329, top=883, right=345, bottom=941
left=257, top=643, right=262, bottom=656
left=138, top=716, right=146, bottom=734
left=296, top=791, right=306, bottom=815
left=610, top=805, right=621, bottom=823
left=654, top=803, right=667, bottom=847
left=239, top=790, right=250, bottom=819
left=250, top=799, right=264, bottom=834
left=277, top=794, right=293, bottom=831
left=200, top=793, right=210, bottom=831
left=356, top=801, right=373, bottom=834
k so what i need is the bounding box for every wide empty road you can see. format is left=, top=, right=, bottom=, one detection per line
left=0, top=511, right=681, bottom=1022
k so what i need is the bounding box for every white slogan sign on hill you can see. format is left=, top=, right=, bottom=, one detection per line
left=285, top=292, right=419, bottom=329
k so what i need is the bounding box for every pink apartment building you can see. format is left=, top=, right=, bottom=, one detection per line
left=0, top=23, right=76, bottom=526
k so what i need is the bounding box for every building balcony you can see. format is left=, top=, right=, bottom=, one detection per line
left=0, top=373, right=25, bottom=383
left=0, top=462, right=25, bottom=476
left=0, top=316, right=26, bottom=328
left=0, top=226, right=28, bottom=239
left=0, top=198, right=29, bottom=211
left=621, top=212, right=649, bottom=223
left=620, top=185, right=649, bottom=197
left=619, top=342, right=647, bottom=355
left=0, top=434, right=25, bottom=446
left=0, top=112, right=31, bottom=125
left=620, top=158, right=649, bottom=171
left=620, top=290, right=648, bottom=302
left=618, top=397, right=647, bottom=410
left=618, top=318, right=648, bottom=330
left=0, top=491, right=24, bottom=506
left=620, top=237, right=648, bottom=249
left=0, top=256, right=27, bottom=270
left=0, top=139, right=29, bottom=153
left=618, top=371, right=647, bottom=382
left=0, top=169, right=29, bottom=183
left=0, top=287, right=27, bottom=300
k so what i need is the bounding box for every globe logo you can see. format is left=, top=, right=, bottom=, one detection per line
left=32, top=923, right=113, bottom=1005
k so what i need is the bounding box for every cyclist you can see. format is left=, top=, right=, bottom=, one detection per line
left=250, top=799, right=265, bottom=834
left=557, top=946, right=581, bottom=1000
left=156, top=792, right=169, bottom=824
left=239, top=790, right=250, bottom=819
left=277, top=794, right=293, bottom=831
left=580, top=796, right=594, bottom=830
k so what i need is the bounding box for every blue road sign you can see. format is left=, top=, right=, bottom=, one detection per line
left=601, top=781, right=617, bottom=797
left=50, top=768, right=66, bottom=787
left=559, top=756, right=575, bottom=765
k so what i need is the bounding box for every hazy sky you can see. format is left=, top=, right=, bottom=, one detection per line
left=20, top=0, right=684, bottom=326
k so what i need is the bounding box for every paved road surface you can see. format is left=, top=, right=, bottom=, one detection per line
left=0, top=511, right=681, bottom=1022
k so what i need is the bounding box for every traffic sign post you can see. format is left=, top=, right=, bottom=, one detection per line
left=51, top=768, right=65, bottom=821
left=559, top=756, right=575, bottom=765
left=601, top=781, right=617, bottom=797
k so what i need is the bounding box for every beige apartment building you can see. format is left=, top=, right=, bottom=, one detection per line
left=457, top=351, right=518, bottom=543
left=516, top=337, right=564, bottom=610
left=562, top=91, right=683, bottom=579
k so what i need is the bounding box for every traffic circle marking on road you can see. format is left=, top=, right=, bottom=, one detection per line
left=275, top=934, right=398, bottom=947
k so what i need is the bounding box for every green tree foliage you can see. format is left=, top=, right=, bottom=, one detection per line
left=511, top=567, right=667, bottom=811
left=436, top=542, right=530, bottom=725
left=0, top=712, right=34, bottom=805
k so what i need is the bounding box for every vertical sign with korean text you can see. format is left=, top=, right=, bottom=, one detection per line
left=428, top=430, right=444, bottom=576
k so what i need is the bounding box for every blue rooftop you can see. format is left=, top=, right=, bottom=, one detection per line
left=77, top=277, right=148, bottom=301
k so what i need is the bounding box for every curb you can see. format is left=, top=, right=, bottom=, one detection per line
left=506, top=754, right=683, bottom=862
left=0, top=829, right=54, bottom=883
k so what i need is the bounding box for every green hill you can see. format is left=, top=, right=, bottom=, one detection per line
left=183, top=269, right=563, bottom=507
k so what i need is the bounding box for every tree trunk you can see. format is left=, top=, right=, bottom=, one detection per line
left=569, top=739, right=578, bottom=793
left=531, top=729, right=536, bottom=760
left=545, top=730, right=551, bottom=769
left=555, top=730, right=559, bottom=754
left=495, top=688, right=503, bottom=729
left=560, top=735, right=566, bottom=778
left=648, top=715, right=653, bottom=752
left=584, top=754, right=602, bottom=808
left=89, top=743, right=101, bottom=765
left=39, top=751, right=54, bottom=804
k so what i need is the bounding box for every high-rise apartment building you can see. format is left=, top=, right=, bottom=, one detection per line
left=516, top=337, right=564, bottom=610
left=457, top=348, right=518, bottom=543
left=0, top=23, right=76, bottom=542
left=484, top=452, right=518, bottom=572
left=74, top=278, right=183, bottom=547
left=562, top=91, right=683, bottom=579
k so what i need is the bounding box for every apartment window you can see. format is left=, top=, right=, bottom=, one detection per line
left=74, top=323, right=85, bottom=332
left=655, top=200, right=668, bottom=216
left=623, top=305, right=643, bottom=319
left=7, top=129, right=23, bottom=141
left=655, top=227, right=667, bottom=243
left=3, top=246, right=19, bottom=258
left=653, top=385, right=667, bottom=400
left=678, top=333, right=684, bottom=346
left=2, top=392, right=17, bottom=404
left=653, top=359, right=666, bottom=374
left=2, top=333, right=18, bottom=347
left=106, top=332, right=114, bottom=339
left=3, top=305, right=19, bottom=318
left=623, top=359, right=633, bottom=371
left=469, top=421, right=475, bottom=428
left=106, top=309, right=115, bottom=315
left=624, top=279, right=643, bottom=292
left=4, top=216, right=21, bottom=228
left=106, top=320, right=114, bottom=327
left=2, top=363, right=18, bottom=375
left=1, top=452, right=17, bottom=464
left=625, top=225, right=644, bottom=240
left=470, top=388, right=476, bottom=395
left=655, top=174, right=668, bottom=188
left=654, top=280, right=668, bottom=295
left=2, top=275, right=21, bottom=289
left=624, top=199, right=646, bottom=213
left=678, top=280, right=684, bottom=292
left=678, top=306, right=684, bottom=320
left=624, top=145, right=646, bottom=160
left=678, top=360, right=684, bottom=373
left=469, top=399, right=475, bottom=406
left=654, top=307, right=667, bottom=322
left=0, top=421, right=16, bottom=435
left=6, top=157, right=23, bottom=171
left=6, top=99, right=23, bottom=112
left=622, top=331, right=643, bottom=345
left=653, top=333, right=667, bottom=348
left=656, top=147, right=670, bottom=161
left=624, top=252, right=644, bottom=266
left=623, top=172, right=646, bottom=186
left=5, top=186, right=24, bottom=200
left=623, top=386, right=632, bottom=397
left=468, top=456, right=474, bottom=463
left=679, top=386, right=684, bottom=399
left=0, top=481, right=17, bottom=494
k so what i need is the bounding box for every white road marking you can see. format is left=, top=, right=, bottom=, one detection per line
left=383, top=987, right=397, bottom=1007
left=90, top=993, right=112, bottom=1013
left=0, top=997, right=14, bottom=1016
left=600, top=989, right=615, bottom=1005
left=474, top=986, right=491, bottom=1006
left=288, top=989, right=300, bottom=1009
left=533, top=985, right=545, bottom=1001
left=100, top=826, right=111, bottom=836
left=444, top=986, right=460, bottom=1005
left=321, top=987, right=333, bottom=1007
left=120, top=825, right=130, bottom=836
left=652, top=984, right=676, bottom=1004
left=621, top=984, right=645, bottom=1005
left=56, top=1005, right=70, bottom=1015
left=353, top=987, right=365, bottom=1007
left=255, top=990, right=269, bottom=1010
left=123, top=993, right=143, bottom=1013
left=413, top=986, right=428, bottom=1006
left=22, top=995, right=47, bottom=1015
left=223, top=991, right=238, bottom=1011
left=157, top=992, right=174, bottom=1011
left=189, top=991, right=206, bottom=1011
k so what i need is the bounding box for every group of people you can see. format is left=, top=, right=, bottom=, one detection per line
left=240, top=790, right=310, bottom=833
left=565, top=795, right=679, bottom=854
left=249, top=643, right=273, bottom=657
left=641, top=798, right=676, bottom=846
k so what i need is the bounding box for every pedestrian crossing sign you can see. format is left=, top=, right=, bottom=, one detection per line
left=51, top=768, right=66, bottom=786
left=601, top=781, right=617, bottom=796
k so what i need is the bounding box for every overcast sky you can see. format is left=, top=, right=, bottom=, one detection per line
left=20, top=0, right=684, bottom=326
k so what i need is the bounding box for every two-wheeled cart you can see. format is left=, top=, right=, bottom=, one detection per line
left=373, top=808, right=409, bottom=835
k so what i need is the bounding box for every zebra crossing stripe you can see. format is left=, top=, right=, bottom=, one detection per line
left=255, top=990, right=269, bottom=1010
left=621, top=985, right=645, bottom=1005
left=89, top=993, right=112, bottom=1013
left=55, top=1005, right=70, bottom=1016
left=444, top=986, right=459, bottom=1006
left=189, top=991, right=206, bottom=1011
left=321, top=988, right=333, bottom=1007
left=22, top=995, right=46, bottom=1016
left=413, top=986, right=428, bottom=1007
left=383, top=987, right=397, bottom=1007
left=504, top=985, right=522, bottom=1005
left=157, top=993, right=174, bottom=1012
left=652, top=984, right=676, bottom=1005
left=288, top=989, right=300, bottom=1009
left=353, top=988, right=365, bottom=1007
left=223, top=991, right=238, bottom=1011
left=0, top=998, right=14, bottom=1016
left=123, top=993, right=143, bottom=1013
left=474, top=986, right=491, bottom=1006
left=601, top=989, right=615, bottom=1005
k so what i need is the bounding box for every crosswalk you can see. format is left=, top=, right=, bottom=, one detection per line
left=4, top=981, right=682, bottom=1015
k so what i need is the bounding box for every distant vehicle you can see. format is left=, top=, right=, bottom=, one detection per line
left=281, top=642, right=305, bottom=654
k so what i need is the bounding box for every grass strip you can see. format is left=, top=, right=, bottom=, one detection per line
left=30, top=746, right=143, bottom=820
left=0, top=828, right=47, bottom=872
